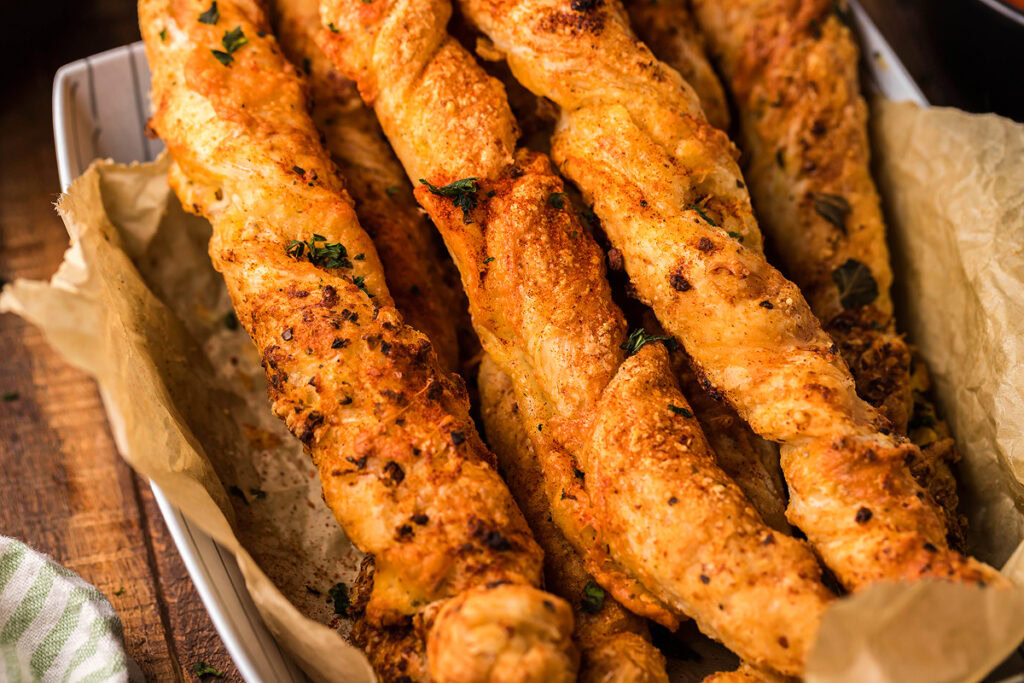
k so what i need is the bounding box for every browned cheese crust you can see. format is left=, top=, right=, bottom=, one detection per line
left=450, top=0, right=1006, bottom=591
left=622, top=0, right=730, bottom=132
left=139, top=1, right=577, bottom=679
left=318, top=0, right=834, bottom=674
left=478, top=356, right=669, bottom=683
left=687, top=0, right=963, bottom=546
left=270, top=0, right=464, bottom=370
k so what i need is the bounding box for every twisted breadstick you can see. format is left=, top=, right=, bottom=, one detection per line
left=319, top=1, right=833, bottom=673
left=478, top=356, right=669, bottom=683
left=139, top=1, right=577, bottom=679
left=613, top=2, right=790, bottom=530
left=271, top=0, right=464, bottom=370
left=687, top=0, right=963, bottom=545
left=451, top=0, right=1005, bottom=590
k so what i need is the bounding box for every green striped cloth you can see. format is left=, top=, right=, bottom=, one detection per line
left=0, top=538, right=142, bottom=682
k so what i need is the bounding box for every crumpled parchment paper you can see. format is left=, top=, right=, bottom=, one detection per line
left=1, top=101, right=1022, bottom=682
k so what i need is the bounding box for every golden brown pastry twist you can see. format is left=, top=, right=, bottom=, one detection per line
left=450, top=0, right=1005, bottom=591
left=319, top=0, right=833, bottom=674
left=139, top=1, right=577, bottom=679
left=478, top=356, right=669, bottom=683
left=687, top=0, right=964, bottom=546
left=270, top=0, right=464, bottom=370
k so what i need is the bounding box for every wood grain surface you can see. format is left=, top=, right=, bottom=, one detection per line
left=0, top=1, right=1017, bottom=682
left=0, top=2, right=240, bottom=681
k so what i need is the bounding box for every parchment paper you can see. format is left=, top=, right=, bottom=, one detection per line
left=1, top=101, right=1023, bottom=682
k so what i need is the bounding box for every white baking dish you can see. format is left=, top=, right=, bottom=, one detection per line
left=49, top=6, right=928, bottom=681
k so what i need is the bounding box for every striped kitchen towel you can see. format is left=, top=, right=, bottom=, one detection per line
left=0, top=537, right=142, bottom=682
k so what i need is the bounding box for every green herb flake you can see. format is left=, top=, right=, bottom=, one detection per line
left=211, top=50, right=233, bottom=66
left=547, top=192, right=567, bottom=209
left=2, top=392, right=19, bottom=402
left=581, top=204, right=599, bottom=227
left=620, top=328, right=672, bottom=357
left=419, top=177, right=480, bottom=223
left=352, top=275, right=374, bottom=298
left=286, top=235, right=353, bottom=269
left=354, top=253, right=365, bottom=261
left=483, top=256, right=495, bottom=264
left=812, top=193, right=851, bottom=234
left=690, top=203, right=718, bottom=227
left=580, top=581, right=606, bottom=614
left=114, top=586, right=126, bottom=596
left=832, top=258, right=878, bottom=310
left=192, top=661, right=224, bottom=678
left=328, top=22, right=340, bottom=33
left=668, top=404, right=693, bottom=418
left=198, top=1, right=219, bottom=24
left=385, top=185, right=400, bottom=197
left=327, top=582, right=350, bottom=616
left=159, top=28, right=167, bottom=42
left=727, top=231, right=744, bottom=242
left=221, top=26, right=249, bottom=54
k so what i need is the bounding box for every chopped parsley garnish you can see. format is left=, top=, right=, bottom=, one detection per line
left=483, top=256, right=495, bottom=264
left=327, top=582, right=350, bottom=616
left=581, top=204, right=599, bottom=228
left=222, top=311, right=239, bottom=330
left=286, top=234, right=352, bottom=269
left=812, top=193, right=851, bottom=234
left=668, top=404, right=693, bottom=418
left=352, top=275, right=374, bottom=298
left=222, top=26, right=248, bottom=52
left=419, top=177, right=480, bottom=223
left=198, top=1, right=219, bottom=24
left=385, top=185, right=400, bottom=197
left=620, top=328, right=672, bottom=357
left=2, top=392, right=19, bottom=402
left=114, top=586, right=125, bottom=596
left=580, top=581, right=606, bottom=614
left=212, top=50, right=232, bottom=66
left=690, top=203, right=718, bottom=227
left=328, top=22, right=340, bottom=33
left=548, top=192, right=567, bottom=209
left=354, top=253, right=365, bottom=261
left=192, top=661, right=224, bottom=678
left=159, top=28, right=167, bottom=42
left=727, top=231, right=744, bottom=242
left=832, top=259, right=878, bottom=310
left=212, top=26, right=248, bottom=65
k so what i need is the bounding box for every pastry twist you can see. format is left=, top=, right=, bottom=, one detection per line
left=140, top=1, right=577, bottom=679
left=687, top=0, right=963, bottom=545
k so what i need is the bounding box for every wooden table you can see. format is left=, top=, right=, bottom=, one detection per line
left=0, top=1, right=1019, bottom=681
